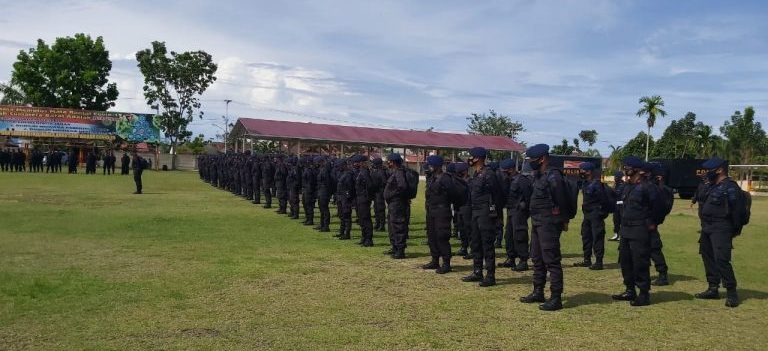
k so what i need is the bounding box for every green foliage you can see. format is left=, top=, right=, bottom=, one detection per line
left=11, top=33, right=118, bottom=110
left=253, top=140, right=279, bottom=153
left=0, top=82, right=28, bottom=105
left=466, top=109, right=525, bottom=140
left=551, top=138, right=576, bottom=155
left=654, top=112, right=725, bottom=159
left=578, top=130, right=598, bottom=146
left=606, top=132, right=653, bottom=172
left=721, top=106, right=767, bottom=164
left=136, top=41, right=217, bottom=169
left=636, top=95, right=667, bottom=160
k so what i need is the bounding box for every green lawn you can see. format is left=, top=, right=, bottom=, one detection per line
left=1, top=171, right=767, bottom=350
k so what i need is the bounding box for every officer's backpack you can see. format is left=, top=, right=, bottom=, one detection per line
left=140, top=158, right=150, bottom=170
left=657, top=185, right=675, bottom=225
left=554, top=169, right=579, bottom=220
left=600, top=183, right=617, bottom=215
left=404, top=168, right=419, bottom=199
left=729, top=180, right=752, bottom=228
left=446, top=173, right=468, bottom=207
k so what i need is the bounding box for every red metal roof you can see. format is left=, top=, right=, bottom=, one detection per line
left=235, top=118, right=524, bottom=152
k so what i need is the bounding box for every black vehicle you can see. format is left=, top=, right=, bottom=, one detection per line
left=649, top=158, right=707, bottom=199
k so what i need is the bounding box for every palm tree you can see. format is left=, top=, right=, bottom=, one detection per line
left=636, top=95, right=667, bottom=161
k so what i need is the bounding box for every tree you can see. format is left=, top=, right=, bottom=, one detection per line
left=136, top=41, right=217, bottom=170
left=636, top=95, right=667, bottom=161
left=721, top=106, right=767, bottom=164
left=466, top=109, right=525, bottom=140
left=551, top=139, right=576, bottom=155
left=0, top=82, right=28, bottom=105
left=11, top=34, right=118, bottom=110
left=608, top=132, right=654, bottom=171
left=578, top=129, right=598, bottom=147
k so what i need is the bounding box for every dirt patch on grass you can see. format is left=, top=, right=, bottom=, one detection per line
left=179, top=328, right=221, bottom=337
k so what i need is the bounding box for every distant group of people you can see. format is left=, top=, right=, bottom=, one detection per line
left=0, top=148, right=136, bottom=175
left=199, top=145, right=749, bottom=311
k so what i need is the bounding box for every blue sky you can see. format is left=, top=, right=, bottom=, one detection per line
left=1, top=0, right=767, bottom=154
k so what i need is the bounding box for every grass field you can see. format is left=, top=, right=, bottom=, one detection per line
left=1, top=171, right=767, bottom=350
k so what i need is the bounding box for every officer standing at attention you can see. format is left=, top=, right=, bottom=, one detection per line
left=334, top=158, right=355, bottom=240
left=649, top=163, right=672, bottom=286
left=453, top=163, right=472, bottom=260
left=274, top=155, right=289, bottom=214
left=422, top=155, right=453, bottom=273
left=251, top=155, right=263, bottom=204
left=499, top=159, right=532, bottom=272
left=132, top=151, right=146, bottom=194
left=371, top=158, right=388, bottom=232
left=611, top=156, right=662, bottom=307
left=520, top=144, right=568, bottom=311
left=461, top=147, right=503, bottom=287
left=384, top=153, right=409, bottom=258
left=609, top=171, right=625, bottom=241
left=573, top=161, right=607, bottom=270
left=315, top=156, right=332, bottom=232
left=287, top=157, right=302, bottom=219
left=694, top=157, right=746, bottom=308
left=301, top=157, right=317, bottom=226
left=353, top=155, right=375, bottom=247
left=262, top=155, right=275, bottom=208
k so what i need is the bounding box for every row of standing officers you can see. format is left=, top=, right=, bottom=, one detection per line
left=198, top=144, right=748, bottom=311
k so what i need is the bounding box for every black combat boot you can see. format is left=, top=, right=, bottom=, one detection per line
left=392, top=249, right=405, bottom=259
left=572, top=259, right=592, bottom=268
left=630, top=292, right=650, bottom=307
left=652, top=272, right=669, bottom=286
left=479, top=273, right=496, bottom=287
left=319, top=227, right=330, bottom=233
left=303, top=220, right=314, bottom=226
left=512, top=260, right=529, bottom=272
left=362, top=240, right=375, bottom=248
left=436, top=258, right=452, bottom=274
left=422, top=259, right=440, bottom=270
left=338, top=228, right=351, bottom=240
left=539, top=294, right=563, bottom=311
left=694, top=285, right=720, bottom=299
left=611, top=288, right=637, bottom=301
left=588, top=260, right=603, bottom=270
left=461, top=270, right=483, bottom=283
left=456, top=247, right=468, bottom=258
left=498, top=258, right=515, bottom=268
left=520, top=286, right=546, bottom=303
left=725, top=288, right=739, bottom=308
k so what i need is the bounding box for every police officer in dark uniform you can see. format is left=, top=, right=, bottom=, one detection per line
left=274, top=155, right=289, bottom=214
left=335, top=158, right=355, bottom=240
left=461, top=147, right=503, bottom=287
left=315, top=156, right=332, bottom=232
left=573, top=161, right=607, bottom=270
left=262, top=155, right=275, bottom=208
left=520, top=144, right=569, bottom=311
left=301, top=157, right=317, bottom=226
left=694, top=157, right=745, bottom=308
left=452, top=163, right=472, bottom=260
left=611, top=156, right=663, bottom=307
left=649, top=163, right=672, bottom=286
left=287, top=157, right=302, bottom=219
left=422, top=155, right=453, bottom=273
left=353, top=155, right=374, bottom=247
left=609, top=171, right=625, bottom=241
left=384, top=153, right=409, bottom=258
left=499, top=159, right=532, bottom=271
left=489, top=161, right=505, bottom=249
left=252, top=155, right=263, bottom=204
left=132, top=151, right=145, bottom=194
left=371, top=158, right=388, bottom=232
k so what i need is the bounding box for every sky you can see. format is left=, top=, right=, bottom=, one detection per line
left=1, top=0, right=768, bottom=154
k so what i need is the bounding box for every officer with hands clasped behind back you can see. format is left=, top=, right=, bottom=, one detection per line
left=694, top=157, right=749, bottom=308
left=519, top=144, right=569, bottom=311
left=573, top=161, right=608, bottom=271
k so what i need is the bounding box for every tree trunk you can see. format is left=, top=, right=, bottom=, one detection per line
left=645, top=126, right=651, bottom=161
left=170, top=141, right=178, bottom=170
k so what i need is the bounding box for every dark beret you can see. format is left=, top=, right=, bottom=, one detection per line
left=453, top=162, right=469, bottom=173
left=387, top=153, right=403, bottom=163
left=488, top=161, right=499, bottom=171
left=649, top=162, right=664, bottom=176
left=426, top=155, right=444, bottom=167
left=579, top=162, right=596, bottom=171
left=613, top=170, right=624, bottom=178
left=702, top=157, right=726, bottom=170
left=525, top=144, right=549, bottom=158
left=446, top=163, right=456, bottom=173
left=350, top=154, right=367, bottom=163
left=469, top=147, right=487, bottom=159
left=622, top=156, right=644, bottom=168
left=371, top=158, right=383, bottom=165
left=500, top=159, right=516, bottom=170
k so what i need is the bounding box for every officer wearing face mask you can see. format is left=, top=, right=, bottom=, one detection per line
left=694, top=157, right=747, bottom=308
left=519, top=144, right=569, bottom=311
left=573, top=161, right=607, bottom=270
left=649, top=163, right=672, bottom=286
left=611, top=156, right=664, bottom=307
left=498, top=159, right=532, bottom=272
left=610, top=171, right=625, bottom=241
left=422, top=155, right=454, bottom=274
left=461, top=147, right=503, bottom=287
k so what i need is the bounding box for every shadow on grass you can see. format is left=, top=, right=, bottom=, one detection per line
left=653, top=291, right=694, bottom=304
left=665, top=273, right=698, bottom=285
left=741, top=289, right=768, bottom=301
left=566, top=292, right=614, bottom=307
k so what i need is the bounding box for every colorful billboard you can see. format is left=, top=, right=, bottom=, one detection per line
left=0, top=106, right=161, bottom=142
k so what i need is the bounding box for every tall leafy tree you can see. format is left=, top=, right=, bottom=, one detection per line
left=720, top=106, right=767, bottom=164
left=136, top=41, right=217, bottom=170
left=11, top=34, right=118, bottom=110
left=578, top=129, right=598, bottom=147
left=551, top=139, right=576, bottom=155
left=0, top=82, right=28, bottom=105
left=466, top=109, right=524, bottom=160
left=636, top=95, right=667, bottom=161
